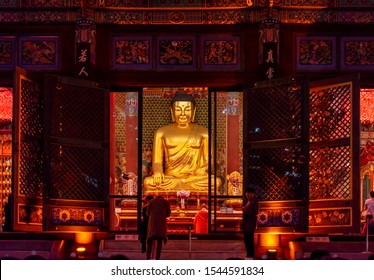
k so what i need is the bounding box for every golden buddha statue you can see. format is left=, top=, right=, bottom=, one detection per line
left=143, top=93, right=220, bottom=194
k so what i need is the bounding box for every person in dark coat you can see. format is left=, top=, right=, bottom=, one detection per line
left=139, top=195, right=154, bottom=253
left=146, top=195, right=171, bottom=260
left=241, top=187, right=258, bottom=259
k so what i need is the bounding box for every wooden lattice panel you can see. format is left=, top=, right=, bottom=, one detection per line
left=215, top=93, right=226, bottom=190
left=142, top=93, right=171, bottom=149
left=114, top=92, right=127, bottom=153
left=248, top=83, right=303, bottom=142
left=19, top=142, right=43, bottom=197
left=49, top=144, right=105, bottom=201
left=216, top=94, right=225, bottom=152
left=20, top=80, right=43, bottom=138
left=309, top=83, right=351, bottom=142
left=49, top=84, right=105, bottom=141
left=248, top=146, right=305, bottom=201
left=19, top=79, right=43, bottom=198
left=309, top=146, right=351, bottom=200
left=309, top=82, right=352, bottom=201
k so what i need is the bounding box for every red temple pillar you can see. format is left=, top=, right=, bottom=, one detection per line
left=226, top=93, right=240, bottom=174
left=109, top=93, right=116, bottom=193
left=125, top=94, right=138, bottom=175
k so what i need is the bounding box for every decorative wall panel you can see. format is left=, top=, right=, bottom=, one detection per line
left=309, top=208, right=351, bottom=227
left=281, top=0, right=331, bottom=5
left=22, top=11, right=73, bottom=23
left=0, top=12, right=22, bottom=23
left=340, top=37, right=374, bottom=71
left=336, top=0, right=374, bottom=7
left=157, top=36, right=196, bottom=70
left=18, top=205, right=42, bottom=225
left=52, top=207, right=102, bottom=226
left=257, top=208, right=301, bottom=227
left=0, top=1, right=373, bottom=24
left=201, top=35, right=241, bottom=70
left=112, top=36, right=152, bottom=70
left=19, top=36, right=60, bottom=70
left=296, top=36, right=336, bottom=71
left=0, top=0, right=18, bottom=7
left=281, top=9, right=330, bottom=24
left=0, top=36, right=15, bottom=70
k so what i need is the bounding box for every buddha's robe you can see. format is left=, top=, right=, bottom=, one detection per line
left=144, top=123, right=219, bottom=192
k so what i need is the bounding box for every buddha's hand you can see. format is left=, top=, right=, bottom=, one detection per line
left=194, top=168, right=208, bottom=175
left=153, top=172, right=164, bottom=186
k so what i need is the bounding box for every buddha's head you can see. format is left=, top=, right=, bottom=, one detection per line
left=170, top=93, right=196, bottom=125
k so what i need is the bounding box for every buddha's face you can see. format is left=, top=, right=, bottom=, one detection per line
left=172, top=101, right=195, bottom=125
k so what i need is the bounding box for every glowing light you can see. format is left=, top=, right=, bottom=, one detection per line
left=74, top=246, right=87, bottom=259
left=258, top=234, right=280, bottom=247
left=74, top=232, right=95, bottom=244
left=266, top=249, right=278, bottom=260
left=360, top=88, right=374, bottom=127
left=76, top=247, right=86, bottom=253
left=0, top=87, right=12, bottom=121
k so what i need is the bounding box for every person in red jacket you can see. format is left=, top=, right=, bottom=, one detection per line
left=193, top=204, right=209, bottom=234
left=362, top=217, right=374, bottom=235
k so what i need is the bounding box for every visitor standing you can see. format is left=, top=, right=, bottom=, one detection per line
left=364, top=191, right=374, bottom=219
left=146, top=195, right=171, bottom=260
left=363, top=191, right=374, bottom=235
left=193, top=203, right=209, bottom=234
left=139, top=195, right=154, bottom=253
left=241, top=187, right=258, bottom=260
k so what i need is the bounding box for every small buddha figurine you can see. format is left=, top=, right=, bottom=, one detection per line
left=143, top=93, right=220, bottom=194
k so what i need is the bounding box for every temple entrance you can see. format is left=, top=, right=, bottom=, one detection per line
left=9, top=69, right=361, bottom=235
left=110, top=86, right=244, bottom=233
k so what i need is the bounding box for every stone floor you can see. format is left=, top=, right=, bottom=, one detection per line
left=1, top=232, right=374, bottom=260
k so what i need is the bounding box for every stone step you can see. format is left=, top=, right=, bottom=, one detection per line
left=99, top=239, right=247, bottom=260
left=289, top=239, right=374, bottom=260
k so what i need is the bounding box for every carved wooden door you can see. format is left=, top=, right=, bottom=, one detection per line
left=245, top=75, right=360, bottom=234
left=13, top=68, right=109, bottom=232
left=43, top=75, right=109, bottom=231
left=13, top=67, right=45, bottom=231
left=308, top=75, right=360, bottom=234
left=244, top=78, right=310, bottom=233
